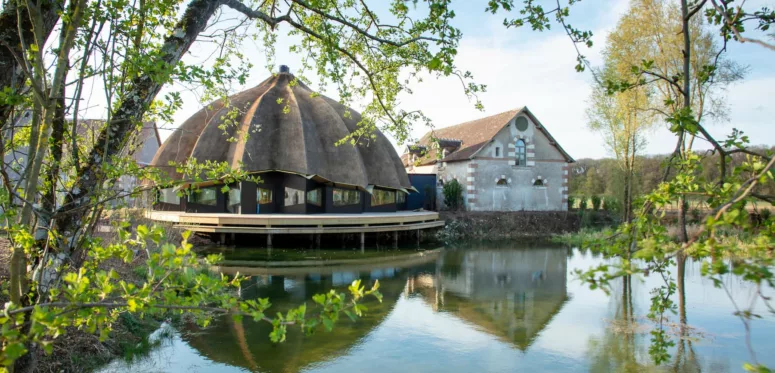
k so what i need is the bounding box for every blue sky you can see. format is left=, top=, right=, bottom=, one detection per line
left=157, top=0, right=775, bottom=160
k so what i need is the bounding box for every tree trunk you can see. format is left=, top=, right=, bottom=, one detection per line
left=678, top=0, right=692, bottom=243
left=52, top=0, right=225, bottom=265
left=0, top=1, right=61, bottom=127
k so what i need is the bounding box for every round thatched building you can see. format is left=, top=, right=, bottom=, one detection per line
left=151, top=66, right=412, bottom=214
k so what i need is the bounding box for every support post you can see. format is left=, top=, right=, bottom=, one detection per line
left=315, top=233, right=321, bottom=249
left=230, top=233, right=236, bottom=244
left=417, top=229, right=421, bottom=247
left=267, top=233, right=273, bottom=249
left=393, top=231, right=398, bottom=249
left=360, top=232, right=365, bottom=253
left=219, top=233, right=226, bottom=245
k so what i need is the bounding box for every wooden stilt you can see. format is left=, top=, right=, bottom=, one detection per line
left=230, top=233, right=236, bottom=244
left=417, top=229, right=421, bottom=247
left=219, top=233, right=226, bottom=245
left=315, top=233, right=321, bottom=249
left=360, top=232, right=365, bottom=253
left=267, top=233, right=273, bottom=248
left=393, top=231, right=398, bottom=249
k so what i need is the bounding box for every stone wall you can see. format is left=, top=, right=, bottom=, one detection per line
left=437, top=211, right=580, bottom=240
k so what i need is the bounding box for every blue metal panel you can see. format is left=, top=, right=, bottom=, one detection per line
left=407, top=174, right=437, bottom=210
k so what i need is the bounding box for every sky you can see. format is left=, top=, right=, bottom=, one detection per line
left=152, top=0, right=775, bottom=160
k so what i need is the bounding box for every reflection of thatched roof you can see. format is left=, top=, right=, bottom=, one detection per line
left=182, top=269, right=416, bottom=373
left=150, top=71, right=411, bottom=190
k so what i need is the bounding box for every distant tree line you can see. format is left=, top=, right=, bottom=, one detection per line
left=570, top=145, right=775, bottom=209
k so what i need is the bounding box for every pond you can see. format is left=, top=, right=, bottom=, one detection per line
left=99, top=241, right=775, bottom=373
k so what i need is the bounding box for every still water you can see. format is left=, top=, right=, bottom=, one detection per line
left=100, top=241, right=775, bottom=372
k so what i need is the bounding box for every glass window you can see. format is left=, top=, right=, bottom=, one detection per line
left=227, top=187, right=241, bottom=213
left=495, top=147, right=501, bottom=157
left=397, top=191, right=406, bottom=203
left=533, top=179, right=544, bottom=186
left=284, top=187, right=305, bottom=206
left=333, top=188, right=360, bottom=206
left=307, top=188, right=322, bottom=206
left=371, top=189, right=396, bottom=206
left=257, top=188, right=273, bottom=204
left=515, top=139, right=526, bottom=166
left=158, top=188, right=180, bottom=205
left=496, top=178, right=508, bottom=186
left=190, top=187, right=217, bottom=206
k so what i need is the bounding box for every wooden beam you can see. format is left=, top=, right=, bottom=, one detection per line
left=174, top=220, right=445, bottom=234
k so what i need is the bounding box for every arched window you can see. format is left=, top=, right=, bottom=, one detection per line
left=533, top=179, right=544, bottom=186
left=515, top=139, right=526, bottom=166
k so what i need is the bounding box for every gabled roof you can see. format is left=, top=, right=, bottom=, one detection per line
left=411, top=107, right=574, bottom=165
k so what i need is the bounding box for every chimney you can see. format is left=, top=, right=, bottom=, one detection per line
left=279, top=65, right=290, bottom=73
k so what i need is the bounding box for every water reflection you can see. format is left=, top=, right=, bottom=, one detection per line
left=99, top=243, right=775, bottom=373
left=409, top=247, right=568, bottom=350
left=183, top=254, right=436, bottom=373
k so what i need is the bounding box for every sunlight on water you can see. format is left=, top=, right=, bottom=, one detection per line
left=98, top=241, right=775, bottom=373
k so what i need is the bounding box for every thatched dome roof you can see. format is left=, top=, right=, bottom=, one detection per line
left=150, top=69, right=411, bottom=190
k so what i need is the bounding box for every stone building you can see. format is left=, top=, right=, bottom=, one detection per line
left=403, top=107, right=574, bottom=211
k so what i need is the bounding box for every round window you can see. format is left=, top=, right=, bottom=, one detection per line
left=515, top=116, right=528, bottom=131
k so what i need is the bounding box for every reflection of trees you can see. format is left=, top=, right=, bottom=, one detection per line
left=410, top=248, right=570, bottom=351
left=672, top=253, right=701, bottom=373
left=587, top=274, right=648, bottom=372
left=587, top=253, right=702, bottom=373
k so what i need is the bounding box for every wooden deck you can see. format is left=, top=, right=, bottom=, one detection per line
left=147, top=210, right=444, bottom=235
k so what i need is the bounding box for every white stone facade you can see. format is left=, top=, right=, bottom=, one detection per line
left=407, top=108, right=572, bottom=212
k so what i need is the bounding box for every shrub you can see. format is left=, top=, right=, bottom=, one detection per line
left=578, top=196, right=588, bottom=211
left=567, top=195, right=576, bottom=210
left=690, top=207, right=701, bottom=223
left=603, top=196, right=621, bottom=213
left=442, top=178, right=464, bottom=210
left=762, top=208, right=772, bottom=221
left=591, top=195, right=602, bottom=211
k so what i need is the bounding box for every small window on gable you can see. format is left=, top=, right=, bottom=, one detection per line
left=495, top=146, right=501, bottom=157
left=496, top=177, right=509, bottom=187
left=533, top=179, right=544, bottom=186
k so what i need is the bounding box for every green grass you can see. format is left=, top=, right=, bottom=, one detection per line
left=551, top=228, right=612, bottom=248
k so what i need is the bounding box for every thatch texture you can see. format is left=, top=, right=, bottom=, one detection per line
left=150, top=72, right=411, bottom=190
